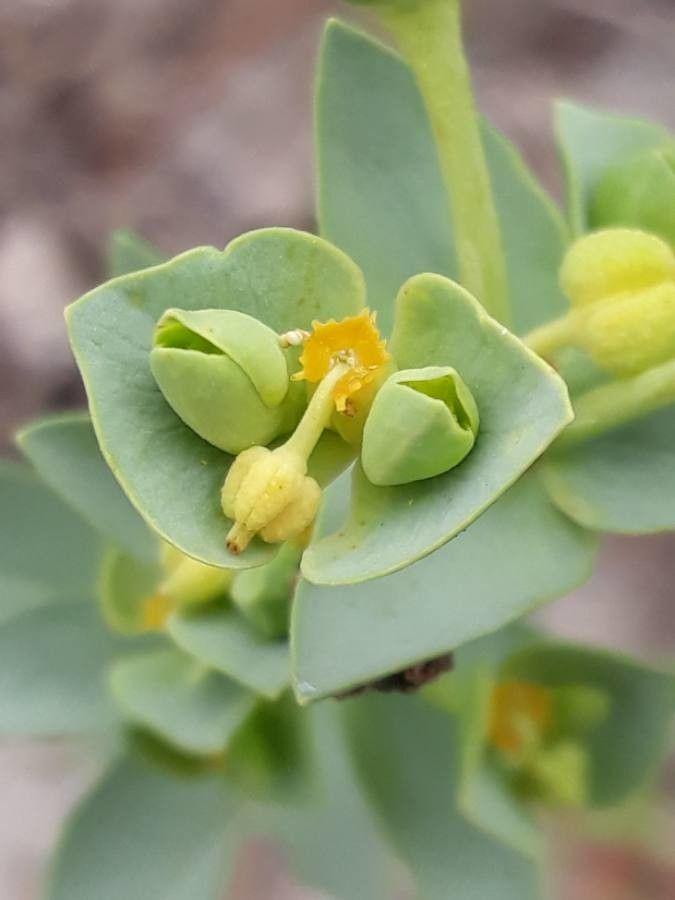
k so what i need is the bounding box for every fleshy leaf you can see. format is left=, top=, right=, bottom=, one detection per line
left=247, top=704, right=396, bottom=900
left=542, top=407, right=675, bottom=533
left=106, top=229, right=164, bottom=279
left=317, top=20, right=568, bottom=335
left=302, top=275, right=572, bottom=585
left=316, top=19, right=455, bottom=335
left=18, top=413, right=157, bottom=564
left=555, top=101, right=668, bottom=235
left=109, top=647, right=256, bottom=755
left=99, top=547, right=161, bottom=635
left=343, top=693, right=541, bottom=900
left=292, top=471, right=595, bottom=701
left=0, top=461, right=100, bottom=624
left=168, top=605, right=290, bottom=700
left=46, top=754, right=235, bottom=900
left=66, top=228, right=365, bottom=570
left=0, top=604, right=124, bottom=734
left=502, top=642, right=675, bottom=806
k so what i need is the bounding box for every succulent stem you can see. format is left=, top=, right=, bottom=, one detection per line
left=376, top=0, right=511, bottom=325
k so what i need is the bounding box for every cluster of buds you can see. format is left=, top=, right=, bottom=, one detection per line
left=560, top=228, right=675, bottom=377
left=488, top=679, right=609, bottom=807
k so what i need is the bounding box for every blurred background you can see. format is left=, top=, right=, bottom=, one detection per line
left=1, top=0, right=674, bottom=897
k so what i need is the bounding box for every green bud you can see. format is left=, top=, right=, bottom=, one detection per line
left=150, top=308, right=304, bottom=454
left=591, top=143, right=675, bottom=247
left=361, top=366, right=479, bottom=486
left=581, top=281, right=675, bottom=377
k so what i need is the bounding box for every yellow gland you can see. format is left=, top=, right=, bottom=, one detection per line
left=488, top=680, right=552, bottom=759
left=222, top=359, right=352, bottom=554
left=293, top=309, right=390, bottom=412
left=560, top=228, right=675, bottom=309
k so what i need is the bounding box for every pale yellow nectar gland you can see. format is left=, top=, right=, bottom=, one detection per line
left=222, top=311, right=390, bottom=554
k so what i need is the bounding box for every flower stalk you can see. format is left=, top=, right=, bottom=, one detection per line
left=375, top=0, right=511, bottom=325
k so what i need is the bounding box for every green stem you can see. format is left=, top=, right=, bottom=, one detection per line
left=555, top=358, right=675, bottom=449
left=524, top=311, right=584, bottom=359
left=378, top=0, right=510, bottom=325
left=284, top=362, right=350, bottom=460
left=159, top=556, right=232, bottom=606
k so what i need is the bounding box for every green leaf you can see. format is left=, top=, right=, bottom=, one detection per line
left=0, top=461, right=100, bottom=625
left=67, top=228, right=365, bottom=570
left=344, top=693, right=540, bottom=900
left=590, top=142, right=675, bottom=245
left=0, top=604, right=123, bottom=734
left=47, top=754, right=235, bottom=900
left=555, top=101, right=668, bottom=235
left=106, top=229, right=164, bottom=278
left=245, top=703, right=396, bottom=900
left=503, top=642, right=675, bottom=806
left=316, top=19, right=455, bottom=335
left=168, top=604, right=290, bottom=700
left=317, top=20, right=568, bottom=336
left=292, top=472, right=596, bottom=701
left=109, top=647, right=256, bottom=755
left=542, top=407, right=675, bottom=533
left=18, top=413, right=157, bottom=564
left=481, top=121, right=569, bottom=334
left=98, top=546, right=160, bottom=634
left=302, top=275, right=572, bottom=585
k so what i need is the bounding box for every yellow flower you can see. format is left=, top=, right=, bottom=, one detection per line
left=488, top=680, right=552, bottom=758
left=293, top=310, right=390, bottom=412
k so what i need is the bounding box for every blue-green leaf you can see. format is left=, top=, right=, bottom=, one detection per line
left=344, top=693, right=541, bottom=900
left=18, top=413, right=156, bottom=564
left=293, top=472, right=596, bottom=701
left=0, top=604, right=123, bottom=734
left=47, top=754, right=235, bottom=900
left=0, top=461, right=100, bottom=624
left=109, top=647, right=256, bottom=755
left=542, top=407, right=675, bottom=533
left=555, top=101, right=668, bottom=235
left=168, top=605, right=290, bottom=700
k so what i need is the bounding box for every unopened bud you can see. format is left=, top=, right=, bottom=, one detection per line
left=221, top=446, right=320, bottom=554
left=559, top=228, right=675, bottom=309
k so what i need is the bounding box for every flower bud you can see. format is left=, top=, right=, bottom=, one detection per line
left=580, top=281, right=675, bottom=377
left=559, top=229, right=675, bottom=309
left=360, top=366, right=479, bottom=487
left=221, top=446, right=320, bottom=553
left=150, top=308, right=304, bottom=454
left=590, top=143, right=675, bottom=246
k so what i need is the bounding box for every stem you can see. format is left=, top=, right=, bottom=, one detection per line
left=159, top=556, right=232, bottom=606
left=555, top=358, right=675, bottom=449
left=378, top=0, right=510, bottom=325
left=284, top=363, right=350, bottom=460
left=524, top=311, right=584, bottom=359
